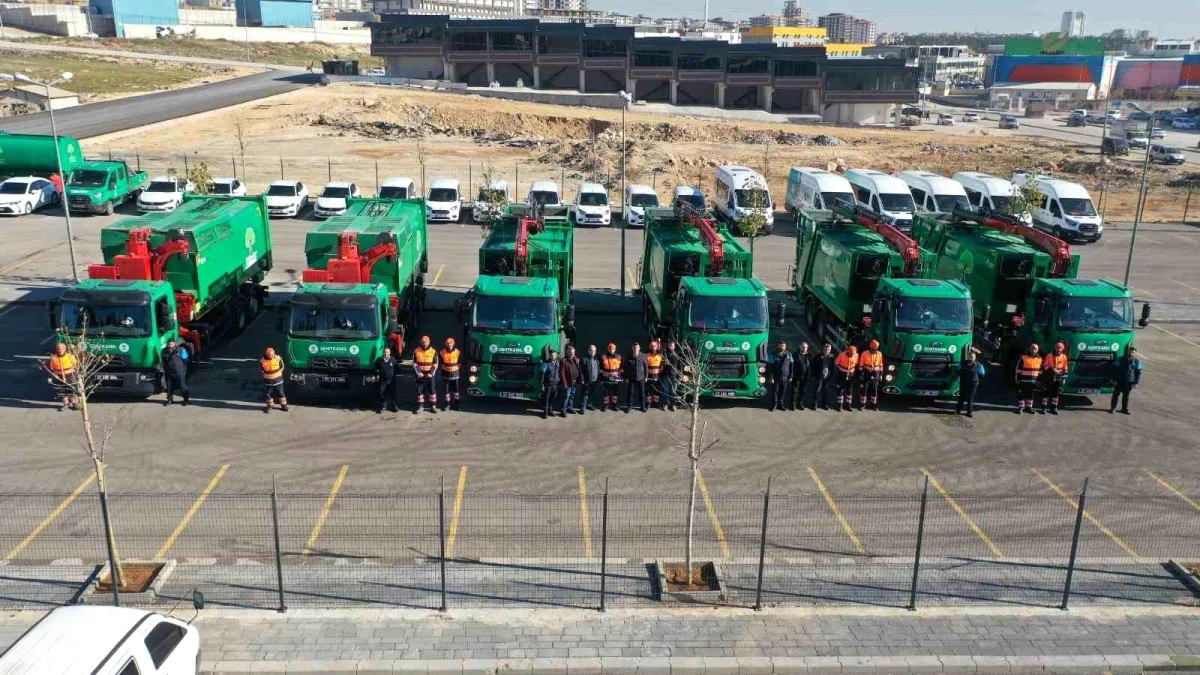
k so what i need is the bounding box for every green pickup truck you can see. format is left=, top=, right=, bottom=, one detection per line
left=66, top=160, right=148, bottom=215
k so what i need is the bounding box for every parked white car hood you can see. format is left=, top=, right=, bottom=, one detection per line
left=138, top=192, right=178, bottom=204
left=266, top=195, right=300, bottom=207
left=317, top=196, right=347, bottom=210
left=0, top=193, right=31, bottom=205
left=427, top=201, right=459, bottom=210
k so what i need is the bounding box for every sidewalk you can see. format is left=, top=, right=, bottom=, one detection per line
left=3, top=606, right=1200, bottom=673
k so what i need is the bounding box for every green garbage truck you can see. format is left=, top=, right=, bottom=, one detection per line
left=911, top=208, right=1135, bottom=395
left=792, top=205, right=974, bottom=398
left=66, top=160, right=148, bottom=215
left=640, top=206, right=770, bottom=399
left=0, top=133, right=83, bottom=177
left=284, top=198, right=429, bottom=398
left=49, top=196, right=274, bottom=394
left=457, top=204, right=575, bottom=401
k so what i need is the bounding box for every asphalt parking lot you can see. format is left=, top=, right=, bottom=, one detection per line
left=0, top=204, right=1199, bottom=591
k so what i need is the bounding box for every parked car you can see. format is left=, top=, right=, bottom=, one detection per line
left=263, top=180, right=309, bottom=218
left=1173, top=117, right=1198, bottom=130
left=136, top=175, right=194, bottom=213
left=427, top=178, right=463, bottom=223
left=572, top=182, right=612, bottom=226
left=936, top=113, right=955, bottom=126
left=470, top=179, right=510, bottom=223
left=314, top=181, right=361, bottom=219
left=672, top=185, right=707, bottom=215
left=1101, top=136, right=1130, bottom=156
left=1126, top=134, right=1149, bottom=151
left=1151, top=128, right=1167, bottom=139
left=210, top=177, right=247, bottom=197
left=999, top=114, right=1020, bottom=130
left=1085, top=113, right=1106, bottom=125
left=1066, top=112, right=1086, bottom=127
left=0, top=176, right=57, bottom=216
left=962, top=112, right=981, bottom=122
left=377, top=176, right=415, bottom=199
left=1150, top=144, right=1186, bottom=165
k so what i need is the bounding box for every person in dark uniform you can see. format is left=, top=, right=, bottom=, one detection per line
left=161, top=338, right=189, bottom=406
left=809, top=343, right=835, bottom=410
left=540, top=349, right=562, bottom=419
left=374, top=346, right=400, bottom=413
left=791, top=342, right=811, bottom=411
left=1109, top=346, right=1142, bottom=415
left=767, top=341, right=793, bottom=411
left=660, top=340, right=679, bottom=411
left=577, top=344, right=600, bottom=414
left=956, top=348, right=982, bottom=417
left=623, top=342, right=649, bottom=413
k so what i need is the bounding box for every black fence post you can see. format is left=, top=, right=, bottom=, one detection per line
left=599, top=477, right=609, bottom=612
left=1061, top=477, right=1088, bottom=611
left=754, top=477, right=771, bottom=611
left=279, top=156, right=284, bottom=179
left=375, top=161, right=380, bottom=194
left=183, top=154, right=189, bottom=177
left=271, top=477, right=286, bottom=613
left=135, top=152, right=141, bottom=171
left=439, top=480, right=447, bottom=612
left=908, top=475, right=929, bottom=611
left=327, top=158, right=332, bottom=182
left=98, top=489, right=120, bottom=607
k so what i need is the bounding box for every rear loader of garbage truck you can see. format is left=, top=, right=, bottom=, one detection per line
left=0, top=133, right=83, bottom=177
left=459, top=204, right=576, bottom=401
left=640, top=206, right=770, bottom=399
left=49, top=195, right=274, bottom=394
left=285, top=198, right=429, bottom=397
left=792, top=208, right=973, bottom=399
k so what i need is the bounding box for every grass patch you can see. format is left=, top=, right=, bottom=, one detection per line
left=25, top=36, right=381, bottom=68
left=0, top=50, right=221, bottom=96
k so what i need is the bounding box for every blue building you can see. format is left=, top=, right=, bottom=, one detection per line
left=90, top=0, right=179, bottom=37
left=235, top=0, right=314, bottom=28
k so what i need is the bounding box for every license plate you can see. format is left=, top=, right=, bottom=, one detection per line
left=99, top=374, right=123, bottom=383
left=499, top=391, right=525, bottom=399
left=713, top=390, right=736, bottom=398
left=319, top=376, right=346, bottom=385
left=1076, top=388, right=1101, bottom=395
left=914, top=390, right=940, bottom=397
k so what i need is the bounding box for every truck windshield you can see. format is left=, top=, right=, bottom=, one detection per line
left=733, top=189, right=767, bottom=208
left=677, top=194, right=705, bottom=211
left=58, top=301, right=152, bottom=338
left=429, top=188, right=458, bottom=202
left=68, top=170, right=108, bottom=187
left=473, top=295, right=556, bottom=333
left=820, top=191, right=853, bottom=210
left=211, top=182, right=234, bottom=195
left=530, top=190, right=559, bottom=206
left=379, top=186, right=409, bottom=199
left=895, top=297, right=972, bottom=333
left=631, top=193, right=659, bottom=208
left=267, top=184, right=297, bottom=196
left=477, top=189, right=505, bottom=203
left=322, top=186, right=351, bottom=198
left=879, top=193, right=915, bottom=212
left=579, top=193, right=608, bottom=206
left=1058, top=296, right=1133, bottom=331
left=289, top=303, right=379, bottom=340
left=145, top=181, right=177, bottom=193
left=688, top=296, right=768, bottom=332
left=935, top=194, right=971, bottom=212
left=1060, top=198, right=1097, bottom=217
left=989, top=195, right=1016, bottom=212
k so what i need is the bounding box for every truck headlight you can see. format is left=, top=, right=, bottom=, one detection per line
left=290, top=373, right=303, bottom=382
left=469, top=375, right=478, bottom=383
left=758, top=376, right=767, bottom=384
left=470, top=365, right=478, bottom=373
left=887, top=364, right=896, bottom=372
left=365, top=374, right=379, bottom=383
left=757, top=365, right=766, bottom=374
left=885, top=374, right=894, bottom=382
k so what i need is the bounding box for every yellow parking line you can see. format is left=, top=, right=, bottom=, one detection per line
left=807, top=467, right=864, bottom=554
left=1145, top=470, right=1200, bottom=512
left=155, top=464, right=229, bottom=559
left=0, top=247, right=56, bottom=276
left=1168, top=233, right=1198, bottom=245
left=921, top=468, right=1004, bottom=558
left=1152, top=324, right=1200, bottom=351
left=1032, top=468, right=1141, bottom=559
left=445, top=465, right=467, bottom=559
left=577, top=467, right=594, bottom=558
left=5, top=472, right=96, bottom=561
left=695, top=470, right=731, bottom=559
left=625, top=266, right=637, bottom=290
left=1168, top=278, right=1200, bottom=293
left=432, top=264, right=445, bottom=286
left=302, top=465, right=348, bottom=556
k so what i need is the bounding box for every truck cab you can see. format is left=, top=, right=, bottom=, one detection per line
left=285, top=282, right=397, bottom=395
left=673, top=277, right=770, bottom=398
left=66, top=161, right=147, bottom=215
left=864, top=278, right=974, bottom=397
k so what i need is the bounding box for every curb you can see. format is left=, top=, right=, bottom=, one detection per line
left=199, top=654, right=1200, bottom=673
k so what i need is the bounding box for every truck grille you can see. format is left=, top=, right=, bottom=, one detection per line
left=1073, top=353, right=1113, bottom=378
left=911, top=355, right=951, bottom=379
left=103, top=355, right=131, bottom=369
left=1079, top=223, right=1099, bottom=234
left=69, top=196, right=90, bottom=207
left=707, top=355, right=748, bottom=380
left=310, top=357, right=358, bottom=370
left=491, top=355, right=534, bottom=381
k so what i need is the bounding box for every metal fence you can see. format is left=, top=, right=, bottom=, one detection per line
left=1, top=478, right=1197, bottom=611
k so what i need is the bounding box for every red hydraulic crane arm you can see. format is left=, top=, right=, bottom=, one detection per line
left=301, top=231, right=398, bottom=284
left=358, top=241, right=398, bottom=283
left=971, top=208, right=1073, bottom=277
left=841, top=205, right=922, bottom=277
left=87, top=227, right=192, bottom=282
left=675, top=202, right=725, bottom=275
left=515, top=216, right=545, bottom=276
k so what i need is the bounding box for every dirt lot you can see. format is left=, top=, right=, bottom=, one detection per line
left=84, top=86, right=1197, bottom=222
left=26, top=36, right=382, bottom=68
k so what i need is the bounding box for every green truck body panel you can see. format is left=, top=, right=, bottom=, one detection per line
left=286, top=198, right=430, bottom=396
left=641, top=208, right=769, bottom=399
left=465, top=205, right=575, bottom=401
left=65, top=160, right=149, bottom=214
left=0, top=133, right=83, bottom=176
left=909, top=212, right=1132, bottom=395
left=792, top=210, right=972, bottom=398
left=55, top=196, right=274, bottom=394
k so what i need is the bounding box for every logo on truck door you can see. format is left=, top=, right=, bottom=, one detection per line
left=244, top=228, right=258, bottom=270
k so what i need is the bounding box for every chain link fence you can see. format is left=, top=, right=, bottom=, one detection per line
left=1, top=480, right=1197, bottom=611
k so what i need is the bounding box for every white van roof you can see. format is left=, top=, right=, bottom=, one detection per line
left=952, top=171, right=1015, bottom=197
left=627, top=183, right=656, bottom=195
left=269, top=179, right=299, bottom=187
left=1036, top=178, right=1092, bottom=199
left=674, top=185, right=703, bottom=197
left=578, top=182, right=606, bottom=194
left=898, top=170, right=967, bottom=196
left=430, top=178, right=460, bottom=190
left=0, top=606, right=155, bottom=675
left=845, top=168, right=910, bottom=195
left=716, top=165, right=767, bottom=190
left=478, top=179, right=508, bottom=191
left=530, top=180, right=559, bottom=193
left=324, top=181, right=353, bottom=190
left=148, top=175, right=176, bottom=183
left=381, top=176, right=415, bottom=188
left=792, top=167, right=852, bottom=192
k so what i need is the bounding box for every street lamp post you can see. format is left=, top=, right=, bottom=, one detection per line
left=618, top=92, right=628, bottom=298
left=1122, top=102, right=1154, bottom=287
left=2, top=72, right=79, bottom=282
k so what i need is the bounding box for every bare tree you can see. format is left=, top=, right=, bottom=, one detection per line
left=734, top=173, right=772, bottom=255
left=662, top=340, right=719, bottom=585
left=232, top=112, right=250, bottom=181
left=43, top=325, right=127, bottom=589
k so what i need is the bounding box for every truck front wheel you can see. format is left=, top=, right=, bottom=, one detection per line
left=230, top=299, right=250, bottom=336
left=103, top=200, right=114, bottom=216
left=803, top=296, right=817, bottom=332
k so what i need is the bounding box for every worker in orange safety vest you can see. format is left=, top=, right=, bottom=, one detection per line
left=413, top=335, right=439, bottom=414
left=1015, top=343, right=1043, bottom=414
left=260, top=347, right=288, bottom=413
left=857, top=339, right=884, bottom=411
left=1039, top=340, right=1069, bottom=415
left=599, top=343, right=623, bottom=411
left=48, top=342, right=79, bottom=411
left=439, top=338, right=462, bottom=411
left=834, top=345, right=858, bottom=412
left=645, top=340, right=665, bottom=409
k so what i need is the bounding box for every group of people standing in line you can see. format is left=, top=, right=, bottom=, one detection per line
left=764, top=340, right=891, bottom=413
left=539, top=341, right=680, bottom=418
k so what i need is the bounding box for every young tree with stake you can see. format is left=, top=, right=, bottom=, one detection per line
left=734, top=174, right=772, bottom=255
left=474, top=163, right=509, bottom=233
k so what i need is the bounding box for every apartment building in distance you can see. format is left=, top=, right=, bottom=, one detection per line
left=1060, top=11, right=1085, bottom=38
left=817, top=12, right=875, bottom=44
left=372, top=0, right=518, bottom=18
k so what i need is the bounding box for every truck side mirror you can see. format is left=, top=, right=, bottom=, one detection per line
left=275, top=306, right=287, bottom=332
left=1139, top=302, right=1151, bottom=328
left=565, top=303, right=576, bottom=328
left=455, top=297, right=470, bottom=324
left=47, top=300, right=59, bottom=332
left=981, top=304, right=991, bottom=330
left=1034, top=299, right=1049, bottom=322
left=386, top=319, right=401, bottom=335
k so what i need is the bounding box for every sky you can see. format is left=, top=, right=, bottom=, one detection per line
left=600, top=0, right=1198, bottom=37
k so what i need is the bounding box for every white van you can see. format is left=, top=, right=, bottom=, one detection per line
left=471, top=179, right=510, bottom=223
left=844, top=168, right=916, bottom=231
left=0, top=606, right=200, bottom=674
left=713, top=165, right=774, bottom=234
left=785, top=167, right=854, bottom=213
left=1027, top=177, right=1103, bottom=243
left=898, top=170, right=970, bottom=215
left=378, top=176, right=415, bottom=200
left=526, top=180, right=562, bottom=209
left=573, top=182, right=611, bottom=226
left=623, top=183, right=659, bottom=228
left=426, top=178, right=463, bottom=223
left=952, top=171, right=1032, bottom=223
